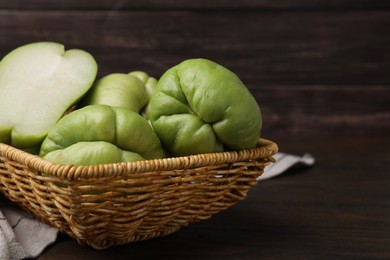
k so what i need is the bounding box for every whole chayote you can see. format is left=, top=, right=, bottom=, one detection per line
left=39, top=105, right=166, bottom=165
left=148, top=58, right=262, bottom=156
left=80, top=71, right=157, bottom=115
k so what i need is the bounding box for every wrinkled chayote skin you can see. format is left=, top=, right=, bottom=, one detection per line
left=129, top=71, right=158, bottom=100
left=40, top=105, right=166, bottom=165
left=129, top=71, right=158, bottom=117
left=149, top=58, right=262, bottom=156
left=81, top=71, right=157, bottom=115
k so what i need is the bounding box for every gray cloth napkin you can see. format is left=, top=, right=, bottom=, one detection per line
left=0, top=152, right=314, bottom=259
left=0, top=206, right=58, bottom=260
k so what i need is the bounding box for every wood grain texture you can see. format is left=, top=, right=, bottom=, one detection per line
left=0, top=9, right=389, bottom=138
left=1, top=10, right=389, bottom=85
left=1, top=0, right=390, bottom=10
left=257, top=85, right=390, bottom=138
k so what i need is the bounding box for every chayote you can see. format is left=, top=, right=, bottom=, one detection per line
left=128, top=71, right=158, bottom=101
left=0, top=42, right=97, bottom=149
left=129, top=71, right=158, bottom=117
left=39, top=105, right=166, bottom=165
left=148, top=58, right=262, bottom=156
left=81, top=71, right=157, bottom=115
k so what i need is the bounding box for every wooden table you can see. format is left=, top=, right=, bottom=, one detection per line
left=37, top=136, right=390, bottom=259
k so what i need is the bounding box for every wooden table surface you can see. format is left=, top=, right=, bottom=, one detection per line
left=37, top=136, right=390, bottom=259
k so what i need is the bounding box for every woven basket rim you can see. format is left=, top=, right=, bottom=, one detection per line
left=0, top=138, right=278, bottom=180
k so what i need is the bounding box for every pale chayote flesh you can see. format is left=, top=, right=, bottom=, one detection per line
left=0, top=42, right=97, bottom=148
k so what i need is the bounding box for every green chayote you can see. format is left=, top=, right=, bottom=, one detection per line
left=39, top=105, right=166, bottom=165
left=129, top=71, right=158, bottom=100
left=148, top=58, right=262, bottom=156
left=80, top=71, right=157, bottom=115
left=129, top=71, right=158, bottom=117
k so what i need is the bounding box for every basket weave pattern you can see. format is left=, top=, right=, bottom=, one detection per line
left=0, top=138, right=277, bottom=249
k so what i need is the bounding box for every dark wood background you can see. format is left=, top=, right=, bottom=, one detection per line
left=1, top=1, right=389, bottom=140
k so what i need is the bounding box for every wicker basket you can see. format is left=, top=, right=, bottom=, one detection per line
left=0, top=138, right=277, bottom=249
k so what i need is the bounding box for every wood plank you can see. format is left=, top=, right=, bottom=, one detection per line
left=0, top=0, right=390, bottom=10
left=255, top=85, right=390, bottom=139
left=1, top=11, right=389, bottom=86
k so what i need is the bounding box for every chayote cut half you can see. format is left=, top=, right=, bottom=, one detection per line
left=40, top=105, right=166, bottom=165
left=0, top=42, right=98, bottom=149
left=149, top=58, right=262, bottom=156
